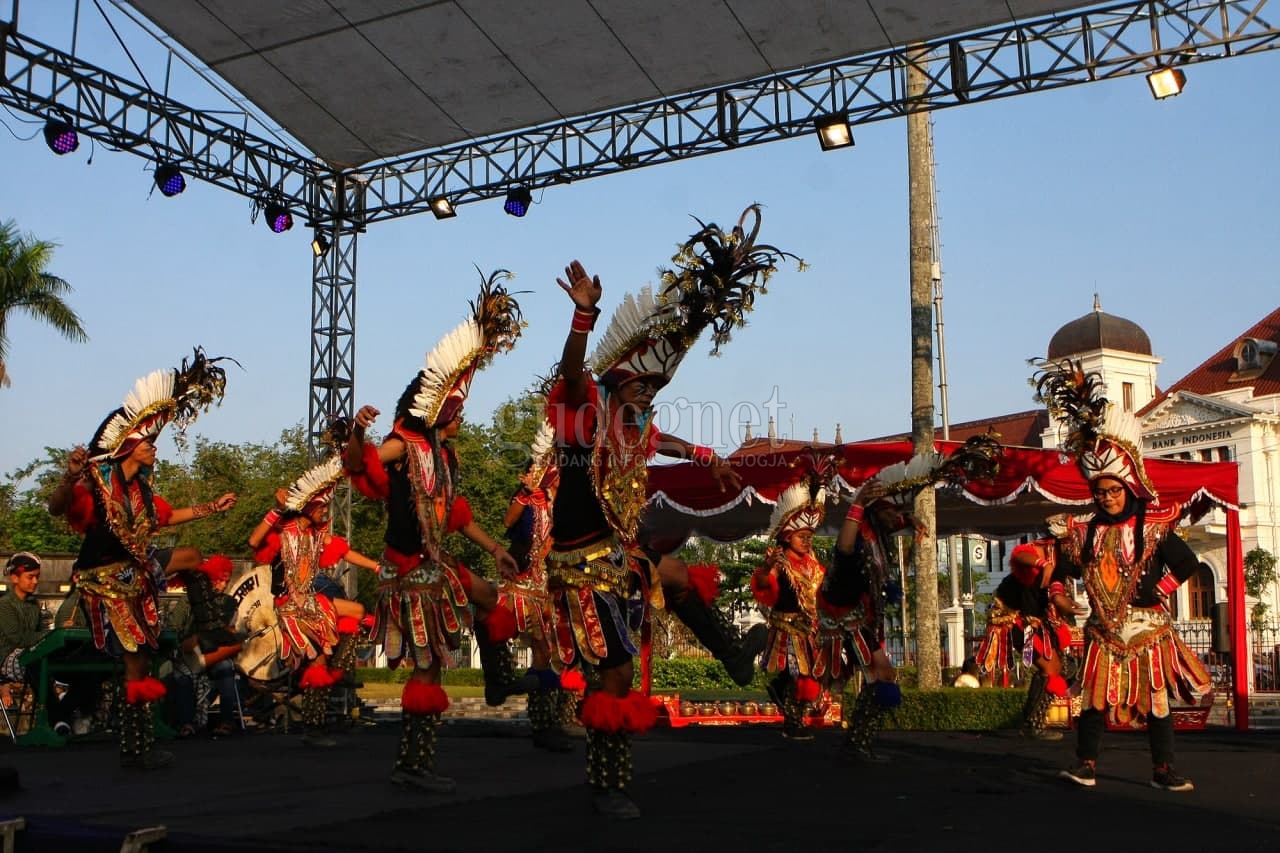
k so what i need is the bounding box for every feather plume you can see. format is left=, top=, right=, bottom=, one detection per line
left=283, top=457, right=345, bottom=512
left=407, top=269, right=525, bottom=425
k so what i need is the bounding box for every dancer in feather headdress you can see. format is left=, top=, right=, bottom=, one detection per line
left=48, top=348, right=238, bottom=769
left=344, top=270, right=531, bottom=792
left=1031, top=359, right=1211, bottom=793
left=498, top=416, right=578, bottom=752
left=248, top=427, right=382, bottom=747
left=827, top=434, right=1002, bottom=761
left=974, top=540, right=1080, bottom=740
left=750, top=452, right=836, bottom=742
left=547, top=204, right=802, bottom=819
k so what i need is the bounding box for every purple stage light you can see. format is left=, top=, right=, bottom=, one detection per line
left=43, top=120, right=79, bottom=155
left=264, top=202, right=294, bottom=233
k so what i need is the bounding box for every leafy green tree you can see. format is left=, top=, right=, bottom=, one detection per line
left=1244, top=546, right=1278, bottom=625
left=0, top=219, right=88, bottom=387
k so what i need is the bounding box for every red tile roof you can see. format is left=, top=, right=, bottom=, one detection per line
left=862, top=409, right=1050, bottom=448
left=1139, top=305, right=1280, bottom=415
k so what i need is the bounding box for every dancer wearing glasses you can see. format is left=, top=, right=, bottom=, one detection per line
left=1033, top=360, right=1211, bottom=792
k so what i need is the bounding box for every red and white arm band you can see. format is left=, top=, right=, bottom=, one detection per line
left=845, top=504, right=865, bottom=523
left=1156, top=574, right=1181, bottom=596
left=570, top=307, right=600, bottom=334
left=1047, top=581, right=1067, bottom=598
left=262, top=509, right=282, bottom=529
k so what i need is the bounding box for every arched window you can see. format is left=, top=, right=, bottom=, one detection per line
left=1186, top=564, right=1216, bottom=620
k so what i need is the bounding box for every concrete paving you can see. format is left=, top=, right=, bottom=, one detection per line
left=0, top=719, right=1277, bottom=852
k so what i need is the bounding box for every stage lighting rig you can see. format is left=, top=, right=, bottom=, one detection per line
left=43, top=119, right=79, bottom=155
left=263, top=201, right=294, bottom=233
left=154, top=164, right=187, bottom=197
left=503, top=186, right=533, bottom=217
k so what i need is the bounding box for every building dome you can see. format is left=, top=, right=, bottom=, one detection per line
left=1047, top=295, right=1152, bottom=359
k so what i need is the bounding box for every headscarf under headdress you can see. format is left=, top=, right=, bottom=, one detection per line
left=394, top=269, right=525, bottom=430
left=1031, top=358, right=1156, bottom=500
left=588, top=204, right=805, bottom=390
left=87, top=348, right=230, bottom=461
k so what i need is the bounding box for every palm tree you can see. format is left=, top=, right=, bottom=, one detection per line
left=0, top=219, right=88, bottom=387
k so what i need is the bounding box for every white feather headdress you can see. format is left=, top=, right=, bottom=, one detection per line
left=398, top=270, right=524, bottom=427
left=89, top=348, right=229, bottom=461
left=283, top=457, right=345, bottom=512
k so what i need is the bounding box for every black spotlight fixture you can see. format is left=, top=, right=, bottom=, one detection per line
left=503, top=186, right=533, bottom=218
left=43, top=119, right=79, bottom=155
left=311, top=230, right=332, bottom=256
left=263, top=201, right=294, bottom=233
left=154, top=163, right=186, bottom=197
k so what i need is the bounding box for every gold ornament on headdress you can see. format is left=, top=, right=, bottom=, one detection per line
left=89, top=347, right=232, bottom=460
left=588, top=204, right=805, bottom=386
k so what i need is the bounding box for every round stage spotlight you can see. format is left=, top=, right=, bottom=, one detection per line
left=264, top=202, right=294, bottom=233
left=154, top=164, right=186, bottom=197
left=503, top=186, right=532, bottom=218
left=43, top=119, right=79, bottom=155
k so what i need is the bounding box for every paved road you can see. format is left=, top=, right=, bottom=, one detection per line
left=1, top=720, right=1277, bottom=852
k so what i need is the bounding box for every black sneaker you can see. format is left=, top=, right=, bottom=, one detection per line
left=781, top=724, right=815, bottom=742
left=592, top=789, right=640, bottom=820
left=390, top=767, right=457, bottom=793
left=1151, top=765, right=1194, bottom=792
left=1058, top=761, right=1096, bottom=787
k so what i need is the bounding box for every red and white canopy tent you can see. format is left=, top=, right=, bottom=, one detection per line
left=646, top=440, right=1249, bottom=729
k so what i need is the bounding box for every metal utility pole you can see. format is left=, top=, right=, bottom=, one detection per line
left=907, top=50, right=941, bottom=689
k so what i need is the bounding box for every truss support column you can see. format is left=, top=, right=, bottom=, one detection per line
left=309, top=174, right=364, bottom=538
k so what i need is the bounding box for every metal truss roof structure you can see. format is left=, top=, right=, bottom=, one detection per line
left=2, top=0, right=1278, bottom=451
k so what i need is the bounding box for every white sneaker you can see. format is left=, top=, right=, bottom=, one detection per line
left=72, top=718, right=92, bottom=736
left=52, top=721, right=71, bottom=737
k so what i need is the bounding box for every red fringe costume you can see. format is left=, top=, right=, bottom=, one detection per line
left=254, top=524, right=346, bottom=671
left=498, top=473, right=556, bottom=645
left=67, top=474, right=173, bottom=655
left=544, top=376, right=663, bottom=675
left=1057, top=506, right=1211, bottom=726
left=353, top=436, right=478, bottom=673
left=60, top=349, right=230, bottom=770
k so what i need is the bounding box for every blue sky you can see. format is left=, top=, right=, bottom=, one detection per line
left=2, top=3, right=1278, bottom=481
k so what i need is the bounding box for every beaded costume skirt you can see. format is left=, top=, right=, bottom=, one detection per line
left=498, top=574, right=553, bottom=644
left=1080, top=607, right=1212, bottom=725
left=74, top=559, right=164, bottom=654
left=374, top=560, right=472, bottom=671
left=275, top=593, right=339, bottom=672
left=546, top=539, right=645, bottom=670
left=760, top=610, right=817, bottom=678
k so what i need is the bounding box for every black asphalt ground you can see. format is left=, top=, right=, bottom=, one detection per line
left=1, top=719, right=1277, bottom=852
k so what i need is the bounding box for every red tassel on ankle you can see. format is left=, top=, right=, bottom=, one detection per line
left=560, top=668, right=587, bottom=691
left=685, top=564, right=720, bottom=606
left=126, top=676, right=167, bottom=704
left=337, top=616, right=361, bottom=635
left=795, top=676, right=821, bottom=702
left=1046, top=674, right=1069, bottom=697
left=479, top=604, right=518, bottom=642
left=581, top=691, right=626, bottom=733
left=300, top=662, right=333, bottom=690
left=402, top=681, right=449, bottom=714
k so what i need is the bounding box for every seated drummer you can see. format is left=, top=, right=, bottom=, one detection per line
left=0, top=553, right=90, bottom=735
